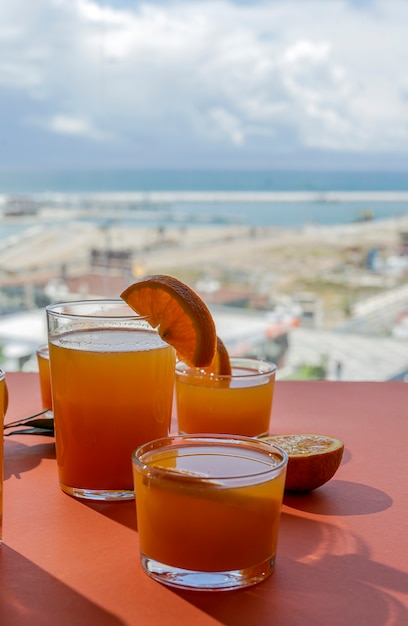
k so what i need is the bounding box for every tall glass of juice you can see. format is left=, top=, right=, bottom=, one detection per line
left=132, top=434, right=287, bottom=591
left=176, top=357, right=276, bottom=437
left=46, top=300, right=176, bottom=501
left=0, top=369, right=5, bottom=544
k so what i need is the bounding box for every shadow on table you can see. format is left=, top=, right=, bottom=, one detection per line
left=175, top=513, right=408, bottom=626
left=0, top=545, right=125, bottom=626
left=3, top=437, right=138, bottom=531
left=283, top=479, right=393, bottom=516
left=4, top=439, right=56, bottom=481
left=81, top=499, right=138, bottom=531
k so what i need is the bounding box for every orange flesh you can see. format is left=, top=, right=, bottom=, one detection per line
left=269, top=434, right=343, bottom=457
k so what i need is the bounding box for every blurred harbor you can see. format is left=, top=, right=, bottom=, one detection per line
left=1, top=196, right=408, bottom=380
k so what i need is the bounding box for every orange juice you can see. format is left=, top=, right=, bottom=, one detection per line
left=49, top=328, right=175, bottom=498
left=0, top=369, right=5, bottom=544
left=36, top=345, right=52, bottom=412
left=176, top=358, right=276, bottom=437
left=133, top=435, right=287, bottom=590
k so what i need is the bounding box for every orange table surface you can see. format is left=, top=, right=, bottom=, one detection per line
left=1, top=372, right=408, bottom=626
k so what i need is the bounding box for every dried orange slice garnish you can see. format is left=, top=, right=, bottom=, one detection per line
left=263, top=434, right=344, bottom=492
left=121, top=274, right=217, bottom=368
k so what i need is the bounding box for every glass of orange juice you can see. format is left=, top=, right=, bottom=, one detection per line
left=132, top=434, right=287, bottom=590
left=0, top=369, right=5, bottom=545
left=175, top=357, right=277, bottom=437
left=36, top=344, right=53, bottom=416
left=46, top=300, right=176, bottom=501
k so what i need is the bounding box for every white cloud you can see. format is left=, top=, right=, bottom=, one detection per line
left=47, top=114, right=110, bottom=140
left=283, top=40, right=331, bottom=65
left=1, top=0, right=408, bottom=165
left=209, top=108, right=245, bottom=145
left=0, top=60, right=43, bottom=88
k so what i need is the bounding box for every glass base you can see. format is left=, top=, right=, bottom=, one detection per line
left=60, top=484, right=134, bottom=501
left=141, top=554, right=275, bottom=591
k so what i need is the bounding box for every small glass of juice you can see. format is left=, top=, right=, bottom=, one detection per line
left=46, top=300, right=176, bottom=501
left=175, top=357, right=277, bottom=437
left=36, top=344, right=53, bottom=416
left=132, top=434, right=288, bottom=591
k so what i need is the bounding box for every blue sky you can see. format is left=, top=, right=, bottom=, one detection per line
left=1, top=0, right=408, bottom=171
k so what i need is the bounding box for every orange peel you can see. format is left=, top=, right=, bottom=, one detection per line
left=205, top=336, right=232, bottom=376
left=121, top=274, right=217, bottom=368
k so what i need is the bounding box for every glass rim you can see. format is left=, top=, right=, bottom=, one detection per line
left=46, top=299, right=148, bottom=321
left=175, top=356, right=277, bottom=380
left=132, top=433, right=288, bottom=481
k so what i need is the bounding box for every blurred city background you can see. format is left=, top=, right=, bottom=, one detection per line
left=1, top=0, right=408, bottom=381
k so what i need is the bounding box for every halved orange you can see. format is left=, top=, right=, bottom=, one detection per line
left=121, top=275, right=217, bottom=368
left=263, top=434, right=344, bottom=492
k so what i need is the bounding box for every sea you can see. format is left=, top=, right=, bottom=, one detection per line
left=1, top=169, right=408, bottom=239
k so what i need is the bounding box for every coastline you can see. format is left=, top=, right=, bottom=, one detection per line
left=1, top=214, right=408, bottom=274
left=1, top=187, right=408, bottom=232
left=1, top=212, right=408, bottom=379
left=1, top=214, right=407, bottom=306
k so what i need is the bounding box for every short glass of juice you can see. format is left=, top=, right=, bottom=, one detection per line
left=46, top=300, right=176, bottom=501
left=175, top=357, right=277, bottom=437
left=36, top=344, right=53, bottom=416
left=132, top=434, right=288, bottom=591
